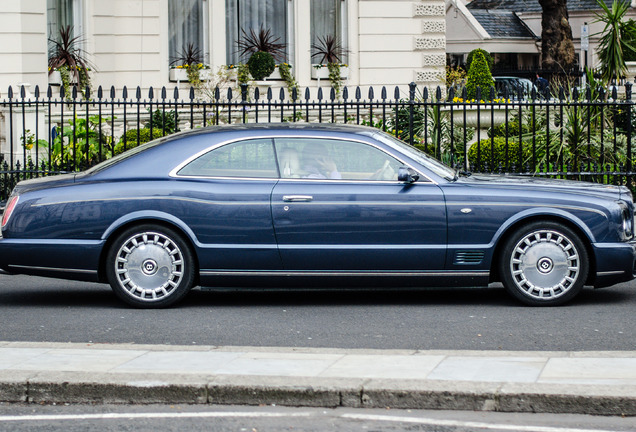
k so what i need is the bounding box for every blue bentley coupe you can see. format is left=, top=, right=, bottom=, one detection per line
left=1, top=123, right=634, bottom=307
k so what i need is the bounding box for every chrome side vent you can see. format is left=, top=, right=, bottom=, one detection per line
left=454, top=250, right=484, bottom=265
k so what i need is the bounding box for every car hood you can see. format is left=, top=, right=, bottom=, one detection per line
left=455, top=174, right=630, bottom=201
left=12, top=173, right=77, bottom=195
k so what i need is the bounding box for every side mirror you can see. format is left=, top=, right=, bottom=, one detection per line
left=398, top=167, right=419, bottom=183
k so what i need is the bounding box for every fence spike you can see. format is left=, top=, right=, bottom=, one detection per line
left=448, top=87, right=454, bottom=100
left=612, top=85, right=618, bottom=100
left=47, top=85, right=52, bottom=98
left=136, top=86, right=142, bottom=100
left=60, top=85, right=65, bottom=99
left=355, top=86, right=361, bottom=100
left=279, top=87, right=285, bottom=101
left=254, top=87, right=260, bottom=100
left=626, top=82, right=633, bottom=100
left=122, top=86, right=128, bottom=99
left=227, top=87, right=233, bottom=100
left=214, top=86, right=220, bottom=100
left=8, top=86, right=13, bottom=99
left=461, top=87, right=467, bottom=100
left=97, top=86, right=103, bottom=99
left=572, top=87, right=579, bottom=100
left=423, top=86, right=429, bottom=101
left=173, top=86, right=179, bottom=99
left=189, top=86, right=195, bottom=100
left=330, top=87, right=336, bottom=101
left=292, top=86, right=297, bottom=101
left=20, top=85, right=25, bottom=99
left=476, top=86, right=482, bottom=101
left=34, top=85, right=40, bottom=98
left=394, top=86, right=400, bottom=100
left=267, top=87, right=272, bottom=100
left=436, top=86, right=442, bottom=101
left=368, top=86, right=374, bottom=100
left=317, top=87, right=323, bottom=100
left=110, top=86, right=116, bottom=99
left=585, top=86, right=591, bottom=101
left=72, top=85, right=77, bottom=99
left=381, top=86, right=387, bottom=100
left=161, top=86, right=167, bottom=99
left=148, top=86, right=154, bottom=99
left=343, top=86, right=349, bottom=100
left=559, top=86, right=565, bottom=101
left=489, top=86, right=495, bottom=101
left=304, top=87, right=310, bottom=101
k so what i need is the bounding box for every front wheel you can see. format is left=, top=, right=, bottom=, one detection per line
left=499, top=221, right=589, bottom=306
left=106, top=224, right=195, bottom=308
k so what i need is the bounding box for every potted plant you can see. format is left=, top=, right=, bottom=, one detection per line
left=237, top=26, right=287, bottom=82
left=311, top=35, right=349, bottom=96
left=48, top=25, right=93, bottom=96
left=169, top=43, right=210, bottom=84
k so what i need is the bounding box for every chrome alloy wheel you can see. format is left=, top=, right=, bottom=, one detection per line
left=510, top=229, right=580, bottom=300
left=114, top=231, right=184, bottom=302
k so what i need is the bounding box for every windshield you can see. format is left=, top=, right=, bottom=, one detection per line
left=373, top=131, right=457, bottom=181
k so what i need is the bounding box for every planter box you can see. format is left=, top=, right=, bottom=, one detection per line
left=169, top=68, right=212, bottom=83
left=311, top=64, right=349, bottom=80
left=626, top=61, right=636, bottom=83
left=48, top=71, right=62, bottom=86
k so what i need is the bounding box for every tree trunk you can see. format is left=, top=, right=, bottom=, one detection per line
left=539, top=0, right=576, bottom=72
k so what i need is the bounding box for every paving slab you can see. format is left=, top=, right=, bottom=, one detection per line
left=0, top=342, right=635, bottom=415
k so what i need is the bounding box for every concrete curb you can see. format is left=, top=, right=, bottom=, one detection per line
left=1, top=372, right=635, bottom=415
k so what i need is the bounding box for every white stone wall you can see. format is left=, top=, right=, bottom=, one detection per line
left=0, top=0, right=48, bottom=94
left=0, top=0, right=446, bottom=95
left=358, top=0, right=446, bottom=92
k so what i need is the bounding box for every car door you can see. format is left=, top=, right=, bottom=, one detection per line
left=271, top=137, right=447, bottom=272
left=174, top=138, right=282, bottom=272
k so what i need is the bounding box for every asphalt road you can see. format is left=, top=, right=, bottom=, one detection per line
left=0, top=273, right=634, bottom=351
left=2, top=404, right=635, bottom=432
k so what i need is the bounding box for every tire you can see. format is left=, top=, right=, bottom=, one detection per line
left=499, top=221, right=589, bottom=306
left=105, top=224, right=195, bottom=308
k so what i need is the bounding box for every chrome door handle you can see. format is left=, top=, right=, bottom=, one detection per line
left=282, top=195, right=313, bottom=202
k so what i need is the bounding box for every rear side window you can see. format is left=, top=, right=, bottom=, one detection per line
left=178, top=138, right=278, bottom=178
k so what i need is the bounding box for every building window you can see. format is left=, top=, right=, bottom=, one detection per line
left=168, top=0, right=209, bottom=65
left=47, top=0, right=81, bottom=58
left=225, top=0, right=291, bottom=65
left=310, top=0, right=347, bottom=64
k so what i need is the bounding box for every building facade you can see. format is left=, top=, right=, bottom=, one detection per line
left=0, top=0, right=447, bottom=96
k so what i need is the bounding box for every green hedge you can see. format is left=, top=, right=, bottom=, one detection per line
left=114, top=128, right=165, bottom=155
left=468, top=137, right=529, bottom=169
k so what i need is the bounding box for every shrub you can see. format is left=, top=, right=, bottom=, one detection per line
left=247, top=51, right=275, bottom=80
left=146, top=109, right=179, bottom=134
left=465, top=51, right=495, bottom=101
left=468, top=137, right=529, bottom=169
left=466, top=48, right=493, bottom=72
left=114, top=128, right=164, bottom=155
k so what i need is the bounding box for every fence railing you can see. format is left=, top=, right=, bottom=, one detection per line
left=0, top=81, right=633, bottom=202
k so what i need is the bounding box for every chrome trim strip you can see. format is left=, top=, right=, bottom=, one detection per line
left=200, top=270, right=489, bottom=277
left=8, top=264, right=97, bottom=274
left=596, top=270, right=627, bottom=276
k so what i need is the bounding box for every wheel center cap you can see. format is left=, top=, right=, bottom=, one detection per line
left=141, top=259, right=158, bottom=276
left=537, top=257, right=554, bottom=274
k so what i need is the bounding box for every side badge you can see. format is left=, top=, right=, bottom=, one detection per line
left=460, top=208, right=472, bottom=214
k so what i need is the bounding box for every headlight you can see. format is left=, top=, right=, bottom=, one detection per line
left=617, top=201, right=634, bottom=240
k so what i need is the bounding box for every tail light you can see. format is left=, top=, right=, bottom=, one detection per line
left=1, top=196, right=19, bottom=229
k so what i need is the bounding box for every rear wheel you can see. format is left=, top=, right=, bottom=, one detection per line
left=499, top=221, right=588, bottom=306
left=106, top=224, right=195, bottom=308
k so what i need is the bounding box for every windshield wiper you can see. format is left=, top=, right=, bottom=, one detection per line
left=453, top=170, right=472, bottom=180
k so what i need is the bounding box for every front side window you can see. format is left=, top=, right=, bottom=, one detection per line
left=178, top=139, right=278, bottom=178
left=225, top=0, right=290, bottom=65
left=168, top=0, right=209, bottom=66
left=310, top=0, right=347, bottom=64
left=275, top=138, right=401, bottom=181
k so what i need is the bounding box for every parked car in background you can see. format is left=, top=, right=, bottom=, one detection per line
left=494, top=76, right=538, bottom=99
left=0, top=123, right=634, bottom=308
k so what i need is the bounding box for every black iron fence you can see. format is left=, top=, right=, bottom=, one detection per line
left=0, top=81, right=634, bottom=202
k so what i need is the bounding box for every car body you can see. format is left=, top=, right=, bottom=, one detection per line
left=494, top=76, right=537, bottom=99
left=1, top=123, right=634, bottom=307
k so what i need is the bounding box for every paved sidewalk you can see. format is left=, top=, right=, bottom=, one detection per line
left=0, top=341, right=635, bottom=415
